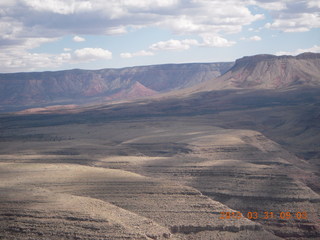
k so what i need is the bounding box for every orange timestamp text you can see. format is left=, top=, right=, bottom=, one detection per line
left=219, top=211, right=308, bottom=220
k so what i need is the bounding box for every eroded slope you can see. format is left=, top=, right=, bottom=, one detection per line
left=0, top=117, right=318, bottom=239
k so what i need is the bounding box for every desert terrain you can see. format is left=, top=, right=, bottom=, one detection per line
left=1, top=100, right=319, bottom=239
left=0, top=54, right=319, bottom=239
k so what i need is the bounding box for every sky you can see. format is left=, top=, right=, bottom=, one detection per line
left=0, top=0, right=319, bottom=73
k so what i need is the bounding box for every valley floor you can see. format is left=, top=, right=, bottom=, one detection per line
left=0, top=115, right=319, bottom=239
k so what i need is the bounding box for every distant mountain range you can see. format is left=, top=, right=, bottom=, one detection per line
left=1, top=52, right=320, bottom=112
left=0, top=62, right=232, bottom=110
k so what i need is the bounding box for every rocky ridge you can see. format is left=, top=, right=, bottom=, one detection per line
left=0, top=62, right=233, bottom=110
left=195, top=52, right=320, bottom=90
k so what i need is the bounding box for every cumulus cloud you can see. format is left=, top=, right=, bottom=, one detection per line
left=276, top=45, right=320, bottom=56
left=160, top=2, right=264, bottom=35
left=0, top=0, right=319, bottom=72
left=250, top=35, right=262, bottom=41
left=137, top=35, right=234, bottom=57
left=254, top=1, right=287, bottom=10
left=149, top=39, right=199, bottom=51
left=105, top=26, right=127, bottom=35
left=1, top=0, right=265, bottom=41
left=308, top=0, right=320, bottom=8
left=73, top=48, right=112, bottom=61
left=73, top=35, right=86, bottom=42
left=0, top=46, right=112, bottom=72
left=1, top=0, right=318, bottom=44
left=200, top=34, right=236, bottom=47
left=241, top=35, right=262, bottom=41
left=116, top=0, right=179, bottom=10
left=0, top=50, right=71, bottom=73
left=262, top=0, right=320, bottom=32
left=120, top=50, right=154, bottom=59
left=265, top=13, right=320, bottom=32
left=0, top=37, right=60, bottom=71
left=22, top=0, right=93, bottom=15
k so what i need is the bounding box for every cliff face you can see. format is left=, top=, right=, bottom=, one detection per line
left=199, top=53, right=320, bottom=90
left=2, top=52, right=319, bottom=111
left=0, top=62, right=233, bottom=109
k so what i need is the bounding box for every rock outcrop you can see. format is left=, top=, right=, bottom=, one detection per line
left=197, top=52, right=320, bottom=90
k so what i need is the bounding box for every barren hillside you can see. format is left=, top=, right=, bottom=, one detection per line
left=194, top=52, right=320, bottom=91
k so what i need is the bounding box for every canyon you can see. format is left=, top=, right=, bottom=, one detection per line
left=0, top=53, right=319, bottom=239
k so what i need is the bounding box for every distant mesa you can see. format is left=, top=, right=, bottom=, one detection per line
left=200, top=52, right=320, bottom=90
left=1, top=52, right=320, bottom=112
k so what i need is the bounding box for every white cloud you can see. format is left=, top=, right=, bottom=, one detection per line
left=149, top=39, right=199, bottom=51
left=200, top=34, right=236, bottom=47
left=0, top=47, right=113, bottom=72
left=118, top=0, right=179, bottom=9
left=73, top=48, right=112, bottom=61
left=276, top=45, right=320, bottom=56
left=250, top=35, right=261, bottom=41
left=254, top=1, right=287, bottom=10
left=0, top=50, right=71, bottom=73
left=73, top=35, right=86, bottom=42
left=241, top=35, right=262, bottom=41
left=126, top=35, right=235, bottom=57
left=240, top=35, right=262, bottom=41
left=4, top=0, right=266, bottom=40
left=160, top=2, right=264, bottom=35
left=0, top=35, right=70, bottom=72
left=308, top=0, right=320, bottom=8
left=265, top=13, right=320, bottom=32
left=2, top=0, right=318, bottom=43
left=105, top=26, right=127, bottom=35
left=22, top=0, right=92, bottom=15
left=0, top=0, right=17, bottom=7
left=0, top=0, right=319, bottom=72
left=260, top=1, right=320, bottom=32
left=120, top=50, right=154, bottom=58
left=120, top=53, right=132, bottom=59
